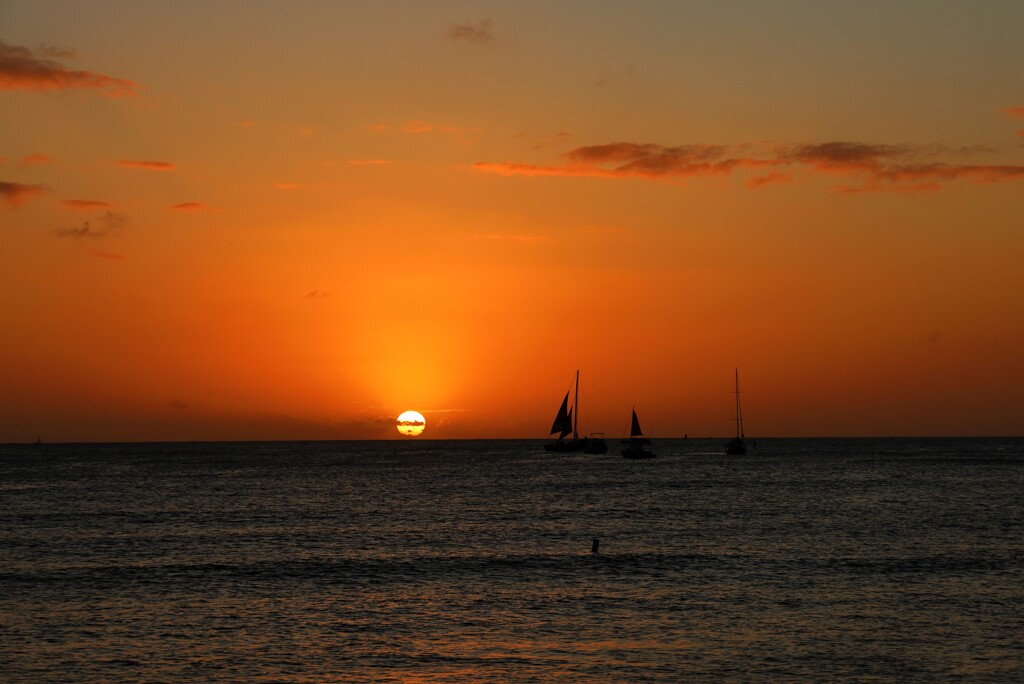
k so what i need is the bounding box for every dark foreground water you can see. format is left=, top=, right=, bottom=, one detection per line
left=2, top=438, right=1022, bottom=682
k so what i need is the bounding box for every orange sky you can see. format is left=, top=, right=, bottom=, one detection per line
left=2, top=2, right=1023, bottom=441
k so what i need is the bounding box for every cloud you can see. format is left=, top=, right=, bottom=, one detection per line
left=531, top=131, right=571, bottom=150
left=37, top=45, right=78, bottom=60
left=63, top=199, right=112, bottom=211
left=475, top=139, right=1024, bottom=193
left=447, top=19, right=494, bottom=43
left=54, top=211, right=127, bottom=238
left=397, top=417, right=425, bottom=427
left=304, top=290, right=330, bottom=299
left=118, top=159, right=175, bottom=171
left=1, top=181, right=46, bottom=208
left=403, top=120, right=433, bottom=133
left=169, top=201, right=210, bottom=211
left=1002, top=106, right=1024, bottom=119
left=0, top=40, right=136, bottom=96
left=274, top=182, right=301, bottom=190
left=785, top=142, right=909, bottom=172
left=746, top=172, right=792, bottom=189
left=347, top=159, right=395, bottom=166
left=20, top=153, right=51, bottom=166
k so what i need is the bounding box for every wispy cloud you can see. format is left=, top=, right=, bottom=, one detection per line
left=118, top=159, right=175, bottom=171
left=169, top=202, right=211, bottom=211
left=19, top=153, right=51, bottom=166
left=274, top=182, right=301, bottom=190
left=304, top=290, right=330, bottom=300
left=475, top=139, right=1024, bottom=193
left=37, top=44, right=78, bottom=60
left=403, top=120, right=433, bottom=133
left=63, top=199, right=112, bottom=211
left=746, top=171, right=792, bottom=189
left=1002, top=106, right=1024, bottom=119
left=347, top=159, right=395, bottom=166
left=0, top=40, right=136, bottom=96
left=531, top=131, right=571, bottom=151
left=447, top=19, right=494, bottom=43
left=55, top=211, right=128, bottom=239
left=1, top=181, right=46, bottom=208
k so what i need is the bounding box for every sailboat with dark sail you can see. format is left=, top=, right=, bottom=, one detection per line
left=544, top=370, right=588, bottom=452
left=621, top=407, right=655, bottom=459
left=726, top=368, right=747, bottom=455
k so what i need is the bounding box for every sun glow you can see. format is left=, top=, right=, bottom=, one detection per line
left=397, top=410, right=426, bottom=437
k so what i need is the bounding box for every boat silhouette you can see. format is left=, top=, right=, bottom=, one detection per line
left=726, top=368, right=747, bottom=455
left=544, top=370, right=589, bottom=452
left=621, top=407, right=655, bottom=459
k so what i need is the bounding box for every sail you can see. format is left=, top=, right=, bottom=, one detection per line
left=734, top=368, right=745, bottom=439
left=549, top=392, right=571, bottom=436
left=561, top=407, right=574, bottom=438
left=630, top=409, right=642, bottom=437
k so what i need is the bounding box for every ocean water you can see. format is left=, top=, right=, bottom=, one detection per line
left=1, top=438, right=1022, bottom=682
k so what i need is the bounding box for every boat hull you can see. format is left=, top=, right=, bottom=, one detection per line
left=544, top=438, right=588, bottom=453
left=726, top=438, right=747, bottom=455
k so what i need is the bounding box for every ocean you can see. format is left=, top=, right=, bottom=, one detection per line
left=2, top=438, right=1022, bottom=682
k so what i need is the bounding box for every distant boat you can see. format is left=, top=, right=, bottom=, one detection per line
left=621, top=407, right=655, bottom=459
left=584, top=433, right=608, bottom=454
left=544, top=370, right=588, bottom=452
left=725, top=368, right=747, bottom=455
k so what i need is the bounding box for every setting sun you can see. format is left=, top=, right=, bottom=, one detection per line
left=397, top=411, right=426, bottom=437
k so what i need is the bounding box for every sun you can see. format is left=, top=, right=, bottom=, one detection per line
left=397, top=410, right=426, bottom=437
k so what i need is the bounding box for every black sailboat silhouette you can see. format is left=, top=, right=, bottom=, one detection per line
left=726, top=368, right=747, bottom=455
left=544, top=370, right=588, bottom=452
left=621, top=407, right=655, bottom=459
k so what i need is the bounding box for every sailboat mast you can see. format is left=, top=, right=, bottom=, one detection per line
left=573, top=370, right=580, bottom=440
left=734, top=368, right=744, bottom=439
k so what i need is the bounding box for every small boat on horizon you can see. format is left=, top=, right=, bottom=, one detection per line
left=725, top=368, right=747, bottom=455
left=544, top=370, right=589, bottom=452
left=621, top=407, right=655, bottom=459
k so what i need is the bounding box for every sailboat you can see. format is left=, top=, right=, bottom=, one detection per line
left=725, top=368, right=747, bottom=455
left=544, top=370, right=589, bottom=452
left=621, top=407, right=655, bottom=459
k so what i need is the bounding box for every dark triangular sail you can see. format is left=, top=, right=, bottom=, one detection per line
left=630, top=408, right=642, bottom=437
left=549, top=392, right=571, bottom=436
left=562, top=406, right=574, bottom=438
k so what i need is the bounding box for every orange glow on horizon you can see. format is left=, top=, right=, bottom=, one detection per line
left=2, top=7, right=1023, bottom=441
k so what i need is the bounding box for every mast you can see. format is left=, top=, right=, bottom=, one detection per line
left=734, top=368, right=744, bottom=439
left=573, top=370, right=580, bottom=440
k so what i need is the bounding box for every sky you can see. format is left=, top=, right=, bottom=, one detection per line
left=2, top=0, right=1023, bottom=441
